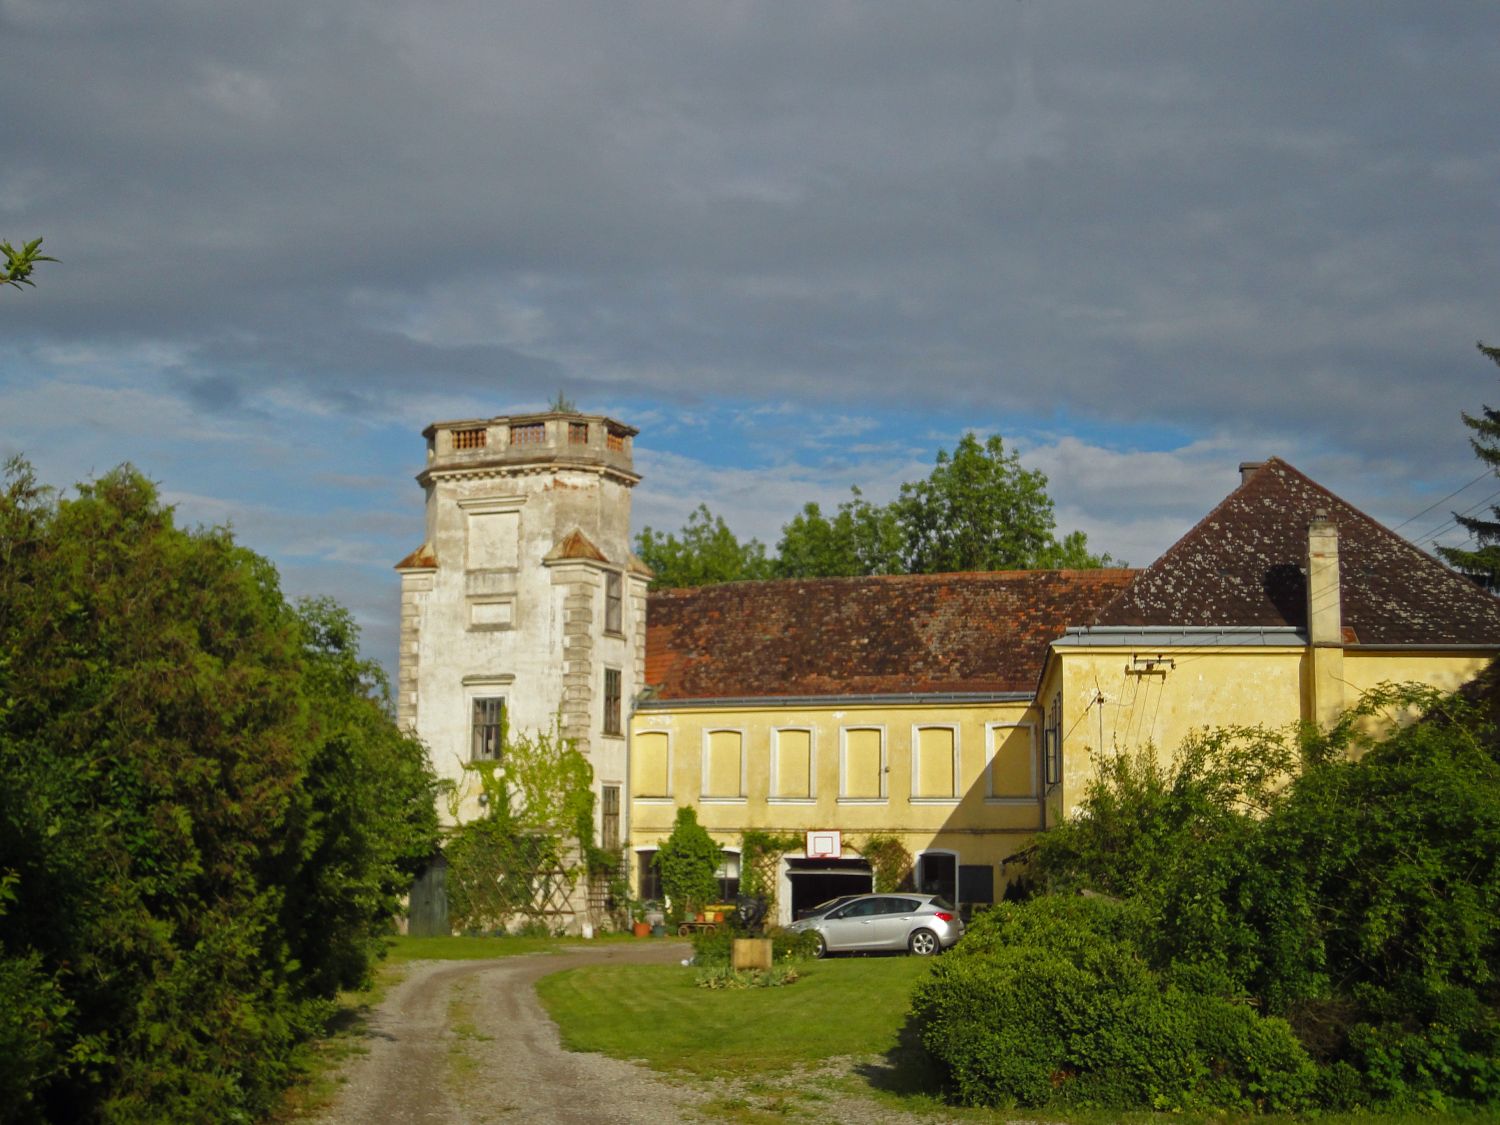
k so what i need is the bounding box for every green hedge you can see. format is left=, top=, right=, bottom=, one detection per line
left=0, top=462, right=439, bottom=1122
left=911, top=896, right=1315, bottom=1113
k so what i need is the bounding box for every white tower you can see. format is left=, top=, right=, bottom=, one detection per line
left=396, top=410, right=648, bottom=851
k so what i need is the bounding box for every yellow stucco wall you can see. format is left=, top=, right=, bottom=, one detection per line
left=628, top=698, right=1043, bottom=909
left=629, top=648, right=1497, bottom=918
left=1341, top=651, right=1493, bottom=700
left=1043, top=644, right=1498, bottom=816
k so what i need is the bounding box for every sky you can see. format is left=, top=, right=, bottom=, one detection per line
left=4, top=1, right=1499, bottom=678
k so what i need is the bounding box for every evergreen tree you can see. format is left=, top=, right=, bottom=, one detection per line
left=1437, top=342, right=1500, bottom=586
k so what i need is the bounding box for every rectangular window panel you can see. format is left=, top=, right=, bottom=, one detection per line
left=773, top=729, right=812, bottom=799
left=990, top=724, right=1036, bottom=798
left=959, top=864, right=995, bottom=906
left=843, top=728, right=883, bottom=798
left=715, top=853, right=740, bottom=901
left=632, top=731, right=669, bottom=797
left=601, top=784, right=620, bottom=850
left=1045, top=694, right=1063, bottom=787
left=915, top=726, right=957, bottom=798
left=638, top=850, right=662, bottom=901
left=466, top=509, right=519, bottom=569
left=605, top=571, right=623, bottom=634
left=472, top=697, right=505, bottom=762
left=704, top=730, right=743, bottom=797
left=603, top=668, right=622, bottom=736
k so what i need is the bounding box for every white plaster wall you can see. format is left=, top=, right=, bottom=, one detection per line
left=410, top=461, right=641, bottom=830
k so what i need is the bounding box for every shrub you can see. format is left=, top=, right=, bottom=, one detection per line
left=694, top=964, right=800, bottom=990
left=654, top=807, right=721, bottom=923
left=691, top=924, right=821, bottom=967
left=911, top=896, right=1315, bottom=1112
left=0, top=461, right=439, bottom=1121
left=1014, top=684, right=1500, bottom=1112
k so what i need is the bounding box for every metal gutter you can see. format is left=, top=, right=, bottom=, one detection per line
left=1343, top=643, right=1500, bottom=652
left=1053, top=625, right=1306, bottom=647
left=634, top=691, right=1035, bottom=711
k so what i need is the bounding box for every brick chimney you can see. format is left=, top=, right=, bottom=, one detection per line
left=1306, top=508, right=1345, bottom=727
left=1239, top=461, right=1266, bottom=486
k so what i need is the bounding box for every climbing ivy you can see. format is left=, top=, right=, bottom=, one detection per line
left=860, top=834, right=914, bottom=892
left=443, top=724, right=597, bottom=932
left=740, top=830, right=802, bottom=899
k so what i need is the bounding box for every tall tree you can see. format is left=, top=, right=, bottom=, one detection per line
left=1437, top=342, right=1500, bottom=587
left=897, top=433, right=1111, bottom=573
left=775, top=487, right=903, bottom=578
left=635, top=504, right=773, bottom=589
left=0, top=458, right=437, bottom=1121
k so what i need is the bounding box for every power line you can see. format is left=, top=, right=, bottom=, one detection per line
left=1390, top=470, right=1493, bottom=533
left=1410, top=484, right=1500, bottom=548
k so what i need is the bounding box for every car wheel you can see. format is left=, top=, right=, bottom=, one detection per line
left=908, top=928, right=939, bottom=956
left=812, top=933, right=828, bottom=959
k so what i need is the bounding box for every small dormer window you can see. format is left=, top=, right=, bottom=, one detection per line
left=606, top=427, right=627, bottom=453
left=569, top=421, right=590, bottom=445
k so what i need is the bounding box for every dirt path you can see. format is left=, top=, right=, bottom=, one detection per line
left=312, top=941, right=703, bottom=1124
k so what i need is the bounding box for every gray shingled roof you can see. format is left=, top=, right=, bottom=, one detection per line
left=1093, top=459, right=1500, bottom=645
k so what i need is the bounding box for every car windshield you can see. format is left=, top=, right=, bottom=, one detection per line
left=928, top=896, right=955, bottom=912
left=807, top=895, right=856, bottom=916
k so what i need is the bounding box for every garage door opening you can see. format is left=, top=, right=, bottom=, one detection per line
left=785, top=858, right=874, bottom=919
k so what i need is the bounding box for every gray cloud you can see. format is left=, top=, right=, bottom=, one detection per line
left=4, top=0, right=1498, bottom=669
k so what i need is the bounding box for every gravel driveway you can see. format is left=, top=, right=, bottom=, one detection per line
left=310, top=941, right=972, bottom=1124
left=312, top=941, right=704, bottom=1124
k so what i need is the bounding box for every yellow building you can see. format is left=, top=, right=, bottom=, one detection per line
left=629, top=459, right=1500, bottom=922
left=1036, top=459, right=1500, bottom=824
left=629, top=570, right=1133, bottom=922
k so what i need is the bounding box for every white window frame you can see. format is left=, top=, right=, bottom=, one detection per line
left=769, top=726, right=817, bottom=803
left=604, top=570, right=624, bottom=635
left=602, top=666, right=623, bottom=737
left=461, top=674, right=514, bottom=767
left=714, top=848, right=742, bottom=901
left=985, top=720, right=1038, bottom=803
left=630, top=728, right=674, bottom=803
left=909, top=722, right=962, bottom=804
left=599, top=781, right=623, bottom=850
left=701, top=727, right=748, bottom=803
left=838, top=724, right=887, bottom=803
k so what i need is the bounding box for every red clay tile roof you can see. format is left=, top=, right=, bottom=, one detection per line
left=1094, top=458, right=1500, bottom=644
left=546, top=528, right=610, bottom=563
left=645, top=569, right=1137, bottom=700
left=394, top=543, right=437, bottom=569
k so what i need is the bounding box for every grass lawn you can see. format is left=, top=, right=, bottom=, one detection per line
left=537, top=956, right=1495, bottom=1125
left=538, top=954, right=934, bottom=1078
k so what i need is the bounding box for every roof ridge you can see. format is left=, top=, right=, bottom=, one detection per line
left=650, top=567, right=1140, bottom=599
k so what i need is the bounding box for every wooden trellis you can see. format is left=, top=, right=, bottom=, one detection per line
left=447, top=829, right=580, bottom=932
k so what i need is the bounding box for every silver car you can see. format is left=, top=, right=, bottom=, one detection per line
left=787, top=892, right=964, bottom=956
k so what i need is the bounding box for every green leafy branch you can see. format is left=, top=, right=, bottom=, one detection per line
left=1, top=237, right=56, bottom=290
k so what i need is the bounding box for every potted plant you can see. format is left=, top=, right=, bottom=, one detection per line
left=630, top=900, right=651, bottom=938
